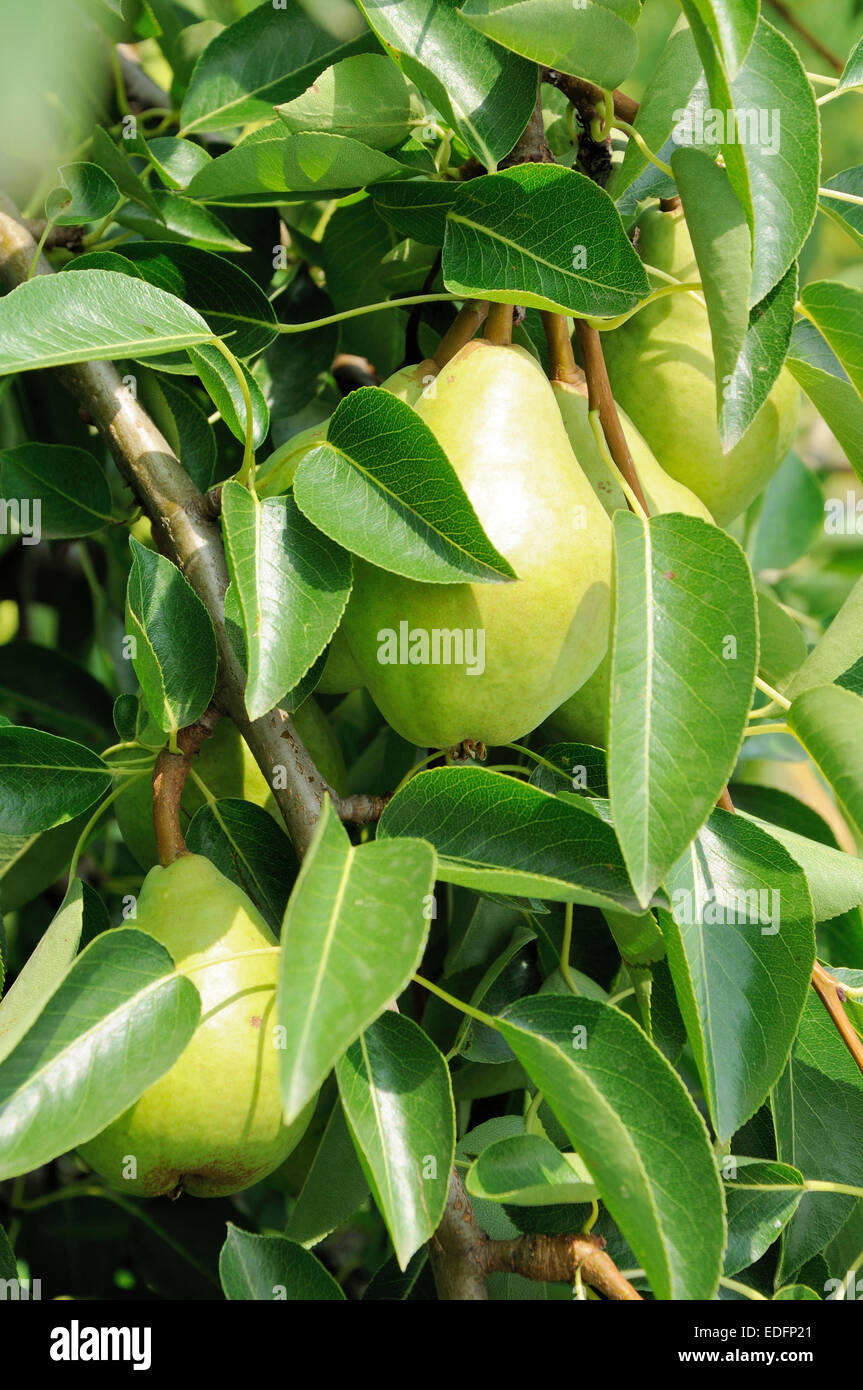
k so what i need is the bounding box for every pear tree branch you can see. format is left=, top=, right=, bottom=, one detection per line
left=429, top=1169, right=642, bottom=1300
left=0, top=192, right=373, bottom=855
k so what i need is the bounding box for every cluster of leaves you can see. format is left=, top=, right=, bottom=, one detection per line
left=0, top=0, right=862, bottom=1302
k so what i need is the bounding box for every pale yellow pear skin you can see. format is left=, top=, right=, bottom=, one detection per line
left=343, top=340, right=613, bottom=748
left=79, top=855, right=313, bottom=1197
left=551, top=377, right=713, bottom=523
left=113, top=704, right=346, bottom=870
left=601, top=208, right=800, bottom=525
left=547, top=382, right=713, bottom=748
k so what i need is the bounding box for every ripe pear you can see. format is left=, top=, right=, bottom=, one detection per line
left=551, top=373, right=713, bottom=523
left=601, top=208, right=799, bottom=525
left=79, top=854, right=313, bottom=1197
left=546, top=380, right=712, bottom=748
left=113, top=702, right=347, bottom=869
left=342, top=340, right=613, bottom=749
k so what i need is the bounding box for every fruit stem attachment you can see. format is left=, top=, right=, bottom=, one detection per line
left=541, top=311, right=580, bottom=384
left=152, top=707, right=222, bottom=865
left=483, top=302, right=515, bottom=346
left=432, top=300, right=489, bottom=369
left=574, top=319, right=650, bottom=515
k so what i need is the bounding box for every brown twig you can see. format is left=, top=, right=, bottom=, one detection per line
left=152, top=708, right=221, bottom=865
left=488, top=1233, right=642, bottom=1299
left=764, top=1, right=844, bottom=73
left=501, top=94, right=555, bottom=168
left=483, top=303, right=515, bottom=346
left=337, top=793, right=392, bottom=825
left=574, top=320, right=650, bottom=514
left=23, top=219, right=86, bottom=251
left=429, top=1169, right=642, bottom=1300
left=811, top=962, right=863, bottom=1079
left=543, top=69, right=639, bottom=126
left=432, top=300, right=489, bottom=369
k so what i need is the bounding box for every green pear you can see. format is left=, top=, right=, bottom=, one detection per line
left=79, top=854, right=313, bottom=1197
left=256, top=421, right=329, bottom=498
left=546, top=379, right=712, bottom=748
left=601, top=207, right=799, bottom=525
left=315, top=626, right=364, bottom=695
left=551, top=374, right=713, bottom=523
left=113, top=702, right=347, bottom=869
left=342, top=340, right=613, bottom=749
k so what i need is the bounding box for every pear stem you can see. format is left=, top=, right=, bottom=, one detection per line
left=152, top=708, right=221, bottom=866
left=483, top=302, right=514, bottom=346
left=541, top=311, right=581, bottom=384
left=573, top=320, right=650, bottom=515
left=432, top=300, right=489, bottom=369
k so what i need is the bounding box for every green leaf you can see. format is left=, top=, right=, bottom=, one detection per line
left=609, top=512, right=758, bottom=907
left=0, top=880, right=85, bottom=1065
left=443, top=164, right=650, bottom=318
left=0, top=929, right=200, bottom=1181
left=180, top=3, right=375, bottom=135
left=379, top=765, right=659, bottom=915
left=125, top=536, right=218, bottom=737
left=610, top=21, right=705, bottom=212
left=219, top=1224, right=344, bottom=1300
left=221, top=481, right=352, bottom=721
left=495, top=995, right=725, bottom=1299
left=659, top=809, right=815, bottom=1142
left=465, top=1132, right=599, bottom=1206
left=772, top=992, right=863, bottom=1279
left=115, top=192, right=251, bottom=254
left=355, top=0, right=537, bottom=169
left=281, top=132, right=420, bottom=193
left=459, top=0, right=638, bottom=90
left=121, top=242, right=277, bottom=359
left=819, top=166, right=863, bottom=254
left=336, top=1012, right=455, bottom=1268
left=679, top=0, right=759, bottom=80
left=187, top=343, right=270, bottom=448
left=371, top=181, right=460, bottom=246
left=285, top=1100, right=370, bottom=1247
left=723, top=1158, right=804, bottom=1276
left=786, top=321, right=863, bottom=484
left=0, top=443, right=113, bottom=538
left=756, top=587, right=807, bottom=689
left=0, top=270, right=212, bottom=375
left=185, top=130, right=308, bottom=207
left=837, top=35, right=863, bottom=93
left=276, top=53, right=413, bottom=151
left=785, top=573, right=863, bottom=699
left=292, top=387, right=515, bottom=584
left=0, top=642, right=114, bottom=740
left=45, top=161, right=119, bottom=225
left=751, top=451, right=824, bottom=573
left=143, top=136, right=213, bottom=190
left=90, top=125, right=164, bottom=219
left=799, top=281, right=863, bottom=400
left=277, top=799, right=435, bottom=1122
left=137, top=370, right=217, bottom=493
left=787, top=685, right=863, bottom=839
left=186, top=798, right=298, bottom=934
left=0, top=727, right=110, bottom=835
